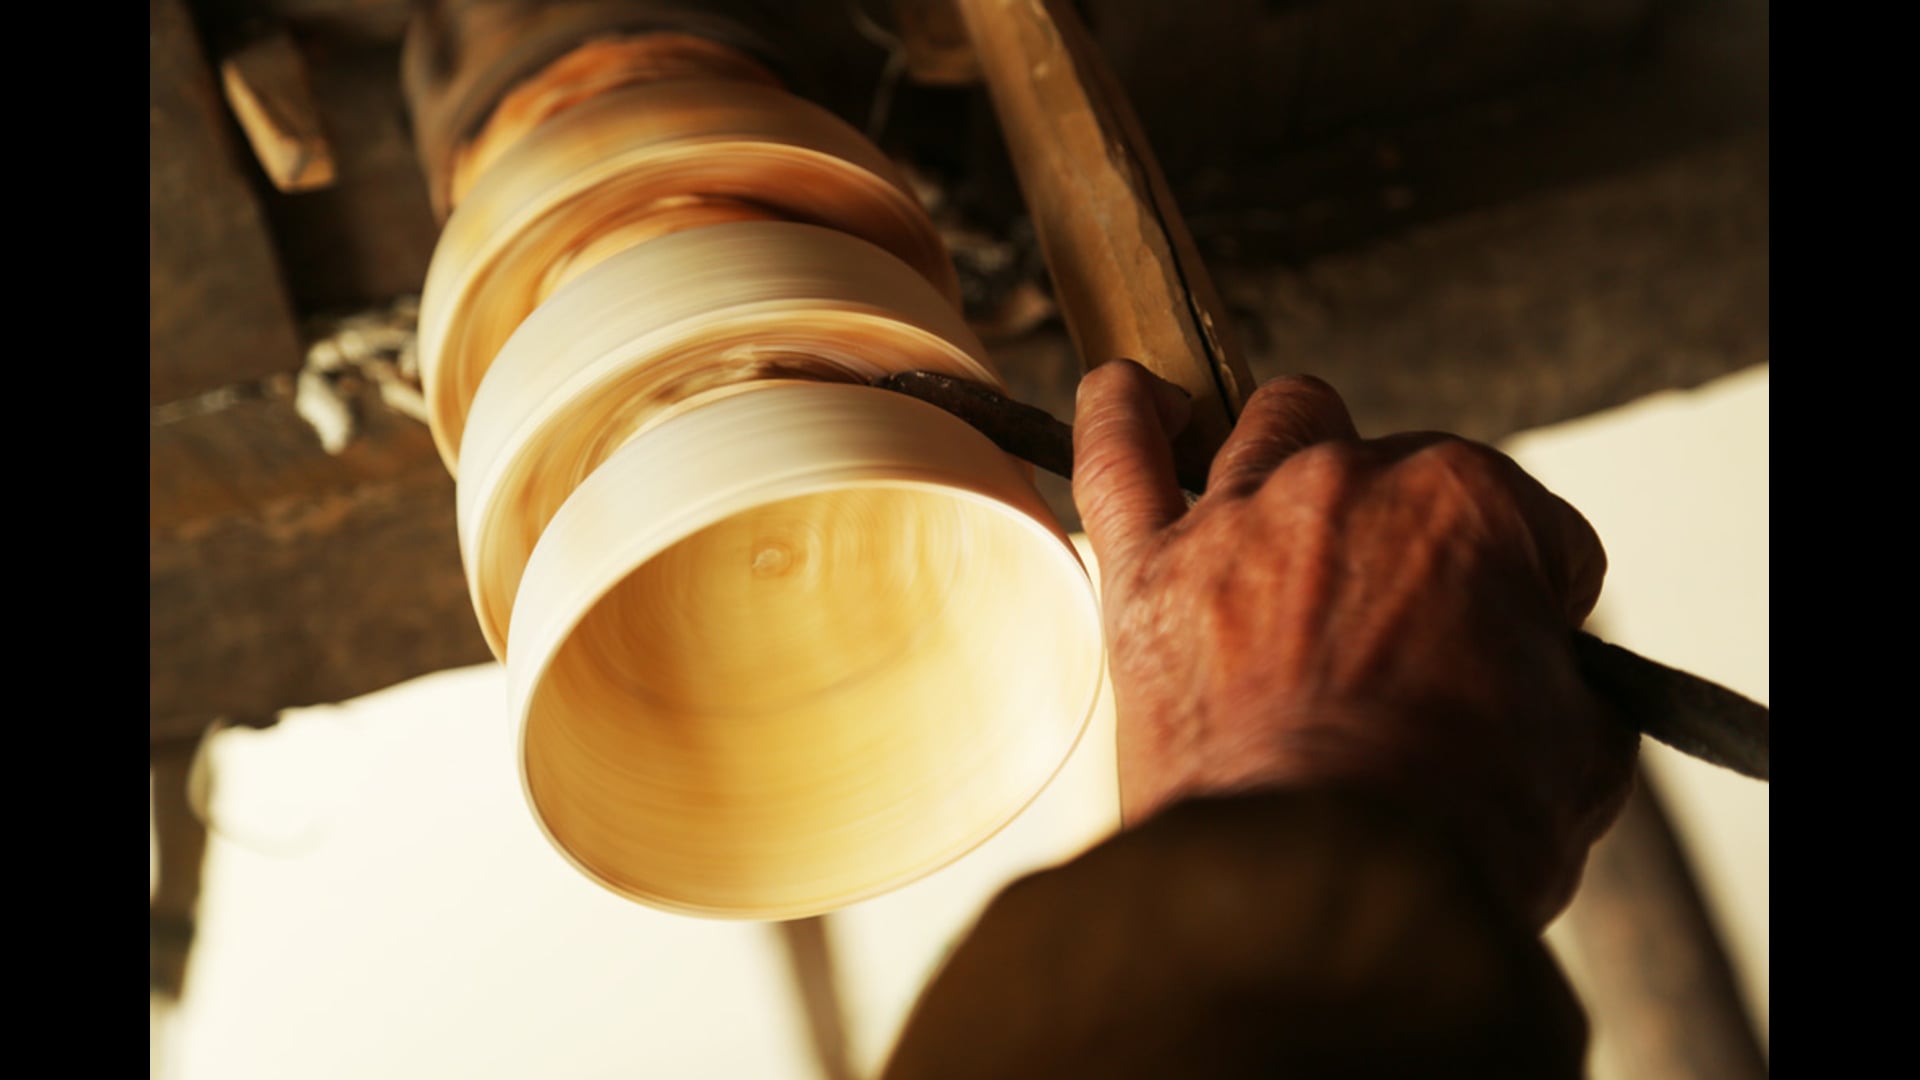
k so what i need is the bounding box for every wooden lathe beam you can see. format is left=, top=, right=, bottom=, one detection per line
left=150, top=383, right=491, bottom=742
left=955, top=0, right=1256, bottom=476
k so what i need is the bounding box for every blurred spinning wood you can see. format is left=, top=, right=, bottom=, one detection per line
left=459, top=222, right=1004, bottom=658
left=445, top=35, right=785, bottom=210
left=416, top=59, right=1103, bottom=917
left=417, top=78, right=963, bottom=467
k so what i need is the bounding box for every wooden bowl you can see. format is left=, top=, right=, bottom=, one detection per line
left=505, top=382, right=1105, bottom=919
left=417, top=78, right=960, bottom=467
left=457, top=221, right=1004, bottom=659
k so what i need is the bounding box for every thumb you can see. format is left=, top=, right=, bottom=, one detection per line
left=1072, top=360, right=1191, bottom=582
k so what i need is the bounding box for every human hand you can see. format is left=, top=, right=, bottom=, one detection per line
left=1071, top=360, right=1639, bottom=928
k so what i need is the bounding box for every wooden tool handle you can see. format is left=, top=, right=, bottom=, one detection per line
left=955, top=0, right=1254, bottom=477
left=1572, top=632, right=1770, bottom=781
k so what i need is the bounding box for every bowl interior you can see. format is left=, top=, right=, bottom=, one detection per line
left=520, top=480, right=1104, bottom=918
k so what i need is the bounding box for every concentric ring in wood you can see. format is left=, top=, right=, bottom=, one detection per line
left=447, top=34, right=783, bottom=210
left=418, top=79, right=961, bottom=467
left=507, top=383, right=1105, bottom=919
left=458, top=222, right=1004, bottom=659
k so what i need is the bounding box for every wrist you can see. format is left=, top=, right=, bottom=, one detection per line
left=1119, top=693, right=1589, bottom=930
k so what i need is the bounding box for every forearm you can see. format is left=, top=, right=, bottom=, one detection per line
left=883, top=788, right=1588, bottom=1079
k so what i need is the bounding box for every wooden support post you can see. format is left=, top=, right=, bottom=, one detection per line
left=774, top=916, right=857, bottom=1080
left=954, top=0, right=1256, bottom=475
left=151, top=738, right=211, bottom=1000
left=1552, top=768, right=1768, bottom=1078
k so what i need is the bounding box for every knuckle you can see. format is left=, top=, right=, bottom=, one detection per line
left=1249, top=374, right=1345, bottom=419
left=1414, top=436, right=1509, bottom=485
left=1297, top=439, right=1366, bottom=472
left=1244, top=379, right=1291, bottom=410
left=1260, top=372, right=1341, bottom=402
left=1266, top=440, right=1363, bottom=494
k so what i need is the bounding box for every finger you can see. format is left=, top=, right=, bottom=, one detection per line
left=1206, top=375, right=1360, bottom=494
left=1073, top=359, right=1191, bottom=578
left=1463, top=447, right=1609, bottom=627
left=1411, top=439, right=1610, bottom=627
left=1530, top=487, right=1607, bottom=626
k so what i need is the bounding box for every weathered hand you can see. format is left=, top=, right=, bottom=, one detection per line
left=1072, top=359, right=1638, bottom=928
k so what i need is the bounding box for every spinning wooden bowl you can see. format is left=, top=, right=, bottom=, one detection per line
left=406, top=41, right=1105, bottom=917
left=507, top=383, right=1104, bottom=918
